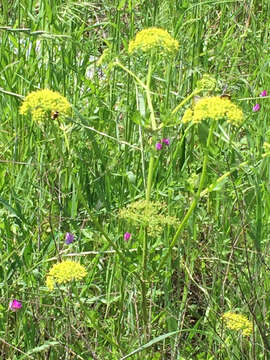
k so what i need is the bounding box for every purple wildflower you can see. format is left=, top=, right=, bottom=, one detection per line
left=65, top=232, right=74, bottom=244
left=161, top=138, right=170, bottom=146
left=156, top=142, right=162, bottom=150
left=124, top=232, right=131, bottom=241
left=253, top=104, right=260, bottom=112
left=260, top=90, right=267, bottom=97
left=9, top=299, right=22, bottom=312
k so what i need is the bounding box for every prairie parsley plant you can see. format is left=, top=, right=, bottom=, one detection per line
left=196, top=74, right=216, bottom=92
left=119, top=200, right=177, bottom=237
left=19, top=89, right=71, bottom=123
left=182, top=96, right=243, bottom=126
left=46, top=260, right=87, bottom=291
left=128, top=27, right=179, bottom=56
left=222, top=311, right=253, bottom=337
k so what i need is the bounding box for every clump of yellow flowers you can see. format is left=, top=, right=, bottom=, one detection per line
left=19, top=89, right=71, bottom=122
left=182, top=96, right=243, bottom=126
left=46, top=260, right=87, bottom=291
left=222, top=311, right=253, bottom=337
left=128, top=27, right=179, bottom=56
left=119, top=200, right=178, bottom=237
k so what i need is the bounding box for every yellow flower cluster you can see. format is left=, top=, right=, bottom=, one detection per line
left=46, top=260, right=87, bottom=291
left=182, top=96, right=243, bottom=126
left=196, top=74, right=216, bottom=92
left=19, top=89, right=71, bottom=122
left=263, top=142, right=270, bottom=155
left=222, top=311, right=253, bottom=336
left=119, top=200, right=178, bottom=237
left=128, top=27, right=179, bottom=56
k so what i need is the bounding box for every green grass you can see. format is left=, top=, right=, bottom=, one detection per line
left=1, top=0, right=270, bottom=359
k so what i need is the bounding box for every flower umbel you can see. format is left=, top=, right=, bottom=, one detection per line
left=9, top=299, right=22, bottom=312
left=196, top=74, right=216, bottom=92
left=119, top=200, right=178, bottom=237
left=263, top=142, right=270, bottom=156
left=260, top=90, right=267, bottom=97
left=156, top=142, right=163, bottom=150
left=182, top=96, right=244, bottom=126
left=19, top=89, right=71, bottom=122
left=222, top=311, right=253, bottom=336
left=128, top=27, right=179, bottom=56
left=46, top=260, right=87, bottom=291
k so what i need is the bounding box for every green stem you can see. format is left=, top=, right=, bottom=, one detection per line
left=158, top=121, right=215, bottom=271
left=145, top=58, right=157, bottom=202
left=141, top=58, right=156, bottom=339
left=141, top=227, right=148, bottom=338
left=171, top=88, right=201, bottom=115
left=145, top=59, right=157, bottom=131
left=145, top=155, right=155, bottom=202
left=85, top=208, right=142, bottom=283
left=113, top=61, right=148, bottom=90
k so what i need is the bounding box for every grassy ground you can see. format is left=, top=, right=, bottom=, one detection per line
left=1, top=0, right=270, bottom=359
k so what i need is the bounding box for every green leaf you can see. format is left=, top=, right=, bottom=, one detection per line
left=117, top=0, right=126, bottom=10
left=25, top=341, right=59, bottom=355
left=120, top=331, right=180, bottom=359
left=137, top=91, right=146, bottom=118
left=0, top=197, right=23, bottom=223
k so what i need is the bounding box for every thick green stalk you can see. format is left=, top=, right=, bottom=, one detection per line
left=171, top=88, right=201, bottom=115
left=141, top=58, right=156, bottom=339
left=141, top=228, right=148, bottom=339
left=145, top=60, right=157, bottom=131
left=145, top=58, right=156, bottom=201
left=114, top=61, right=148, bottom=90
left=145, top=155, right=155, bottom=202
left=158, top=121, right=215, bottom=271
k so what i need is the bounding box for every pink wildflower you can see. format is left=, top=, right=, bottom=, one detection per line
left=253, top=104, right=260, bottom=112
left=124, top=232, right=131, bottom=241
left=9, top=299, right=22, bottom=312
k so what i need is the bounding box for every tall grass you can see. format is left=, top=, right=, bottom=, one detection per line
left=1, top=0, right=270, bottom=359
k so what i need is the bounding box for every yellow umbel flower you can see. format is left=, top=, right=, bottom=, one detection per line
left=222, top=311, right=253, bottom=336
left=182, top=96, right=243, bottom=126
left=119, top=200, right=177, bottom=237
left=263, top=142, right=270, bottom=156
left=196, top=74, right=216, bottom=92
left=128, top=27, right=179, bottom=55
left=19, top=89, right=71, bottom=123
left=46, top=260, right=87, bottom=291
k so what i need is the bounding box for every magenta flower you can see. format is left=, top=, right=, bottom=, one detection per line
left=253, top=104, right=260, bottom=112
left=162, top=138, right=170, bottom=146
left=124, top=232, right=131, bottom=241
left=65, top=232, right=74, bottom=244
left=9, top=299, right=22, bottom=312
left=260, top=90, right=267, bottom=97
left=156, top=142, right=162, bottom=150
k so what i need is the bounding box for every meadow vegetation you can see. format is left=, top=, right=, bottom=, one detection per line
left=1, top=0, right=270, bottom=359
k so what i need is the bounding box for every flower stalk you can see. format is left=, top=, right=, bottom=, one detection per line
left=171, top=88, right=201, bottom=115
left=158, top=121, right=216, bottom=271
